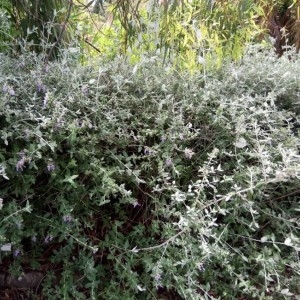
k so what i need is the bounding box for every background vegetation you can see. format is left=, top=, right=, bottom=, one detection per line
left=1, top=0, right=300, bottom=68
left=0, top=0, right=300, bottom=299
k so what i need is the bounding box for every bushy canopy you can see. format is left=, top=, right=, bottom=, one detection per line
left=0, top=46, right=300, bottom=299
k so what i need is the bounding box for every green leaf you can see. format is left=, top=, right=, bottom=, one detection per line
left=62, top=175, right=79, bottom=188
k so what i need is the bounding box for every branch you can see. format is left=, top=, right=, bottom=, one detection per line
left=130, top=230, right=186, bottom=252
left=83, top=37, right=102, bottom=53
left=44, top=0, right=73, bottom=65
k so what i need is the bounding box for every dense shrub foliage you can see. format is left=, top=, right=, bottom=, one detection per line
left=0, top=47, right=300, bottom=299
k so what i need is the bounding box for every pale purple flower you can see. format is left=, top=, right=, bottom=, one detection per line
left=153, top=272, right=163, bottom=288
left=9, top=88, right=15, bottom=96
left=63, top=214, right=73, bottom=223
left=47, top=162, right=55, bottom=172
left=44, top=235, right=53, bottom=244
left=31, top=235, right=37, bottom=243
left=81, top=85, right=89, bottom=94
left=165, top=158, right=173, bottom=167
left=16, top=157, right=26, bottom=172
left=13, top=249, right=21, bottom=257
left=154, top=273, right=162, bottom=281
left=44, top=65, right=49, bottom=73
left=37, top=81, right=46, bottom=93
left=161, top=136, right=167, bottom=142
left=197, top=262, right=205, bottom=272
left=2, top=85, right=8, bottom=93
left=144, top=146, right=153, bottom=155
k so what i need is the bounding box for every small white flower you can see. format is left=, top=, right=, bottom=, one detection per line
left=184, top=148, right=195, bottom=159
left=1, top=243, right=11, bottom=252
left=43, top=92, right=49, bottom=108
left=132, top=201, right=140, bottom=208
left=198, top=56, right=206, bottom=65
left=136, top=285, right=146, bottom=292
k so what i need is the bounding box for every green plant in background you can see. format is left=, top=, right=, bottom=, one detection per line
left=77, top=0, right=267, bottom=70
left=0, top=1, right=19, bottom=52
left=150, top=0, right=257, bottom=69
left=81, top=0, right=300, bottom=68
left=0, top=0, right=79, bottom=59
left=74, top=8, right=126, bottom=62
left=1, top=0, right=299, bottom=69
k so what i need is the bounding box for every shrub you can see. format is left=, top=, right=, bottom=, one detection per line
left=0, top=46, right=299, bottom=299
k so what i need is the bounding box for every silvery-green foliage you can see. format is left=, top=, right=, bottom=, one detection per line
left=0, top=46, right=299, bottom=299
